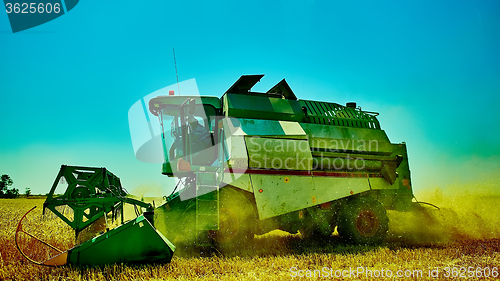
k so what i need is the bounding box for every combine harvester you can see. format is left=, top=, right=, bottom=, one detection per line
left=16, top=75, right=416, bottom=266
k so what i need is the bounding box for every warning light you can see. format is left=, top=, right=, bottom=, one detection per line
left=169, top=90, right=175, bottom=96
left=350, top=190, right=354, bottom=195
left=259, top=189, right=263, bottom=193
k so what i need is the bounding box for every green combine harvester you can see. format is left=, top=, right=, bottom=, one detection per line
left=16, top=74, right=415, bottom=266
left=151, top=74, right=413, bottom=249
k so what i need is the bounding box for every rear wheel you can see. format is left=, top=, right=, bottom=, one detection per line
left=337, top=197, right=388, bottom=245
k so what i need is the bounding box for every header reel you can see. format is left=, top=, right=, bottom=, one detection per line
left=43, top=165, right=153, bottom=236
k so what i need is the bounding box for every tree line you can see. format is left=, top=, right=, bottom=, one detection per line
left=0, top=174, right=23, bottom=198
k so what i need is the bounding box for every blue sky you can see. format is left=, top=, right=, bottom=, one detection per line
left=1, top=0, right=499, bottom=196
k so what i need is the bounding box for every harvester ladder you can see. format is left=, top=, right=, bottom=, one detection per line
left=195, top=170, right=219, bottom=246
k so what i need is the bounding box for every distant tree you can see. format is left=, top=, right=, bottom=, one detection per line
left=25, top=187, right=31, bottom=197
left=5, top=188, right=19, bottom=198
left=0, top=175, right=14, bottom=196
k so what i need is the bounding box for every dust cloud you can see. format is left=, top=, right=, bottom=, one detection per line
left=387, top=184, right=500, bottom=246
left=128, top=183, right=165, bottom=199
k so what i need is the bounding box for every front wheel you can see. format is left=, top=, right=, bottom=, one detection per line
left=212, top=187, right=257, bottom=253
left=337, top=197, right=388, bottom=245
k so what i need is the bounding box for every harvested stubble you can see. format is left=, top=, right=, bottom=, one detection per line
left=0, top=198, right=499, bottom=281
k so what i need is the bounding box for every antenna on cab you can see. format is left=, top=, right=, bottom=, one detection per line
left=173, top=47, right=181, bottom=96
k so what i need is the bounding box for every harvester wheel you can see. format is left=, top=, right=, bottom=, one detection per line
left=168, top=203, right=217, bottom=257
left=337, top=197, right=388, bottom=245
left=299, top=227, right=332, bottom=240
left=174, top=204, right=200, bottom=254
left=213, top=187, right=257, bottom=252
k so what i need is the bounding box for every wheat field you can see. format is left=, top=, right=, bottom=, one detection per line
left=0, top=196, right=499, bottom=281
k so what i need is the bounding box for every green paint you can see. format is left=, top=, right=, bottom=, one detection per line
left=148, top=74, right=415, bottom=245
left=67, top=215, right=175, bottom=265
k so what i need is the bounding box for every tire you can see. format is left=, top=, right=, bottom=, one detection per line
left=299, top=226, right=332, bottom=240
left=172, top=203, right=200, bottom=254
left=212, top=187, right=257, bottom=252
left=166, top=205, right=218, bottom=258
left=172, top=187, right=257, bottom=254
left=337, top=197, right=388, bottom=245
left=299, top=215, right=336, bottom=240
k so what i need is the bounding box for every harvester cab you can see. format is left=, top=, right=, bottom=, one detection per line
left=148, top=94, right=225, bottom=247
left=151, top=95, right=221, bottom=175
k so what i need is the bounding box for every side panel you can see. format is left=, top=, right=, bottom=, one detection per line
left=390, top=143, right=414, bottom=210
left=368, top=177, right=394, bottom=190
left=226, top=135, right=249, bottom=169
left=246, top=137, right=313, bottom=170
left=224, top=93, right=304, bottom=122
left=300, top=123, right=393, bottom=154
left=251, top=174, right=316, bottom=220
left=313, top=177, right=371, bottom=204
left=222, top=173, right=253, bottom=193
